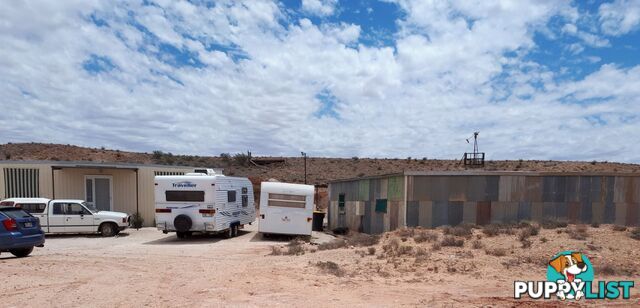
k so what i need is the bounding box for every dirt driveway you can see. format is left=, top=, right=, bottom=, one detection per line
left=1, top=224, right=639, bottom=307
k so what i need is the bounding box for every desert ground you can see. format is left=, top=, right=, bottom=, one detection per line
left=1, top=223, right=639, bottom=307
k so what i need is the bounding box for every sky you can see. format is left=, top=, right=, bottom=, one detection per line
left=1, top=0, right=640, bottom=162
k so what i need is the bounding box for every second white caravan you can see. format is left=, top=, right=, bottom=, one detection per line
left=155, top=172, right=255, bottom=238
left=258, top=182, right=314, bottom=236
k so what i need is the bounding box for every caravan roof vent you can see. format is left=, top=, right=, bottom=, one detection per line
left=193, top=168, right=218, bottom=175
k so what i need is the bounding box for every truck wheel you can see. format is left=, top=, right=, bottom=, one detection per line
left=100, top=223, right=117, bottom=237
left=10, top=247, right=34, bottom=258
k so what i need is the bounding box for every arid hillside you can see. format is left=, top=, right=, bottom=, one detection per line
left=1, top=143, right=639, bottom=184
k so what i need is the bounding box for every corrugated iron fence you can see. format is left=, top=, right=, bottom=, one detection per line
left=330, top=174, right=640, bottom=234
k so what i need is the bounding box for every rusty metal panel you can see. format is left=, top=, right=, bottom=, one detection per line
left=463, top=202, right=476, bottom=224
left=614, top=177, right=627, bottom=203
left=525, top=177, right=543, bottom=203
left=358, top=179, right=370, bottom=201
left=432, top=177, right=450, bottom=202
left=466, top=176, right=487, bottom=202
left=491, top=202, right=505, bottom=224
left=604, top=199, right=616, bottom=224
left=448, top=176, right=467, bottom=202
left=387, top=176, right=403, bottom=201
left=568, top=202, right=581, bottom=223
left=418, top=201, right=433, bottom=228
left=543, top=202, right=556, bottom=220
left=592, top=202, right=604, bottom=223
left=518, top=202, right=531, bottom=221
left=486, top=176, right=499, bottom=201
left=432, top=201, right=448, bottom=227
left=448, top=201, right=463, bottom=226
left=499, top=176, right=512, bottom=202
left=531, top=202, right=544, bottom=222
left=555, top=177, right=567, bottom=202
left=590, top=176, right=603, bottom=202
left=579, top=176, right=591, bottom=203
left=504, top=202, right=518, bottom=223
left=379, top=178, right=388, bottom=200
left=363, top=201, right=372, bottom=233
left=627, top=203, right=639, bottom=226
left=581, top=201, right=592, bottom=223
left=615, top=203, right=626, bottom=226
left=373, top=211, right=384, bottom=234
left=556, top=202, right=568, bottom=220
left=476, top=201, right=491, bottom=225
left=411, top=176, right=430, bottom=201
left=542, top=177, right=555, bottom=202
left=407, top=201, right=419, bottom=227
left=389, top=201, right=400, bottom=230
left=565, top=177, right=580, bottom=202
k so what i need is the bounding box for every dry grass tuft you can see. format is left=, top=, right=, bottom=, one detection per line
left=318, top=239, right=347, bottom=251
left=630, top=227, right=640, bottom=241
left=567, top=225, right=588, bottom=240
left=440, top=235, right=464, bottom=247
left=414, top=230, right=439, bottom=243
left=315, top=261, right=345, bottom=277
left=471, top=240, right=484, bottom=249
left=541, top=219, right=568, bottom=229
left=442, top=225, right=473, bottom=237
left=485, top=248, right=507, bottom=257
left=612, top=225, right=627, bottom=232
left=347, top=233, right=380, bottom=247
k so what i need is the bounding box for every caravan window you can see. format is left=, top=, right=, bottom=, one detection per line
left=165, top=191, right=205, bottom=202
left=227, top=191, right=236, bottom=202
left=267, top=193, right=306, bottom=209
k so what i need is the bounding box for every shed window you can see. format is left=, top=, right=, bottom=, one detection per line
left=227, top=191, right=236, bottom=203
left=375, top=199, right=387, bottom=213
left=3, top=168, right=39, bottom=198
left=165, top=191, right=205, bottom=202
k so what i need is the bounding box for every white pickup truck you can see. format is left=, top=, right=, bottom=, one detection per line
left=0, top=198, right=130, bottom=237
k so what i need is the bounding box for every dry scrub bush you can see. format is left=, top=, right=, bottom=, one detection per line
left=315, top=261, right=345, bottom=277
left=318, top=239, right=347, bottom=250
left=541, top=219, right=568, bottom=229
left=347, top=233, right=380, bottom=247
left=590, top=222, right=600, bottom=228
left=485, top=248, right=507, bottom=257
left=612, top=225, right=627, bottom=232
left=414, top=230, right=438, bottom=243
left=442, top=225, right=473, bottom=237
left=567, top=225, right=588, bottom=240
left=630, top=227, right=640, bottom=241
left=471, top=240, right=484, bottom=249
left=367, top=247, right=376, bottom=255
left=440, top=236, right=465, bottom=247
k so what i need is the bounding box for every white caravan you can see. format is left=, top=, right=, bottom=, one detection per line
left=258, top=182, right=314, bottom=236
left=154, top=172, right=255, bottom=238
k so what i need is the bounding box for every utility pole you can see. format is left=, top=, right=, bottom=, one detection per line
left=301, top=152, right=307, bottom=184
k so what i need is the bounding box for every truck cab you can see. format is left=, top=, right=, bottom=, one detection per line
left=0, top=198, right=130, bottom=237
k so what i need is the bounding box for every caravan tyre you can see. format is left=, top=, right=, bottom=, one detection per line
left=174, top=215, right=192, bottom=233
left=225, top=227, right=233, bottom=239
left=232, top=225, right=238, bottom=237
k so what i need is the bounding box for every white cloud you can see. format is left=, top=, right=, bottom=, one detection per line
left=301, top=0, right=338, bottom=17
left=0, top=0, right=639, bottom=163
left=599, top=0, right=640, bottom=36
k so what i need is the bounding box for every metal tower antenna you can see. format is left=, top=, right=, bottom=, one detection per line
left=463, top=131, right=484, bottom=167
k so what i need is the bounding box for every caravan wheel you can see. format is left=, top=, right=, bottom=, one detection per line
left=225, top=226, right=234, bottom=239
left=232, top=225, right=238, bottom=237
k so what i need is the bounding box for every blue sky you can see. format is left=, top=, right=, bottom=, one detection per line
left=1, top=0, right=640, bottom=162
